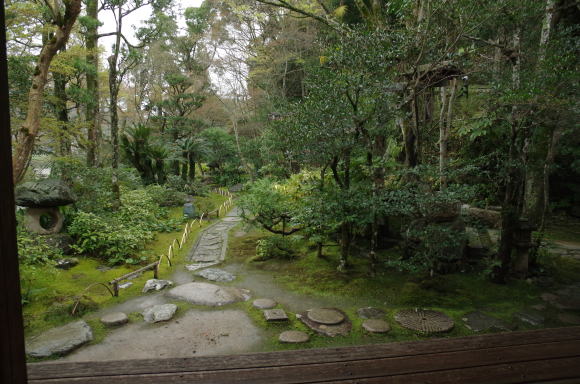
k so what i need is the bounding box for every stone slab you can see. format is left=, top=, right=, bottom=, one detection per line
left=253, top=298, right=277, bottom=309
left=462, top=311, right=510, bottom=332
left=100, top=312, right=129, bottom=327
left=26, top=321, right=93, bottom=358
left=263, top=309, right=289, bottom=322
left=195, top=268, right=236, bottom=282
left=362, top=319, right=391, bottom=333
left=142, top=304, right=177, bottom=323
left=279, top=331, right=309, bottom=343
left=166, top=282, right=250, bottom=306
left=297, top=308, right=351, bottom=337
left=514, top=310, right=545, bottom=327
left=307, top=308, right=345, bottom=325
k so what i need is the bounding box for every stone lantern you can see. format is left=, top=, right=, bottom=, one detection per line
left=513, top=217, right=536, bottom=276
left=15, top=179, right=76, bottom=235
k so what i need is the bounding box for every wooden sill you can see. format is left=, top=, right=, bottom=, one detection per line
left=27, top=326, right=580, bottom=383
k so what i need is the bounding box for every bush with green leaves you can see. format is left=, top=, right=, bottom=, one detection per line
left=17, top=227, right=63, bottom=265
left=144, top=184, right=187, bottom=207
left=254, top=235, right=299, bottom=261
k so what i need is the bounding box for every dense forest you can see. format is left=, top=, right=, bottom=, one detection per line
left=7, top=0, right=580, bottom=359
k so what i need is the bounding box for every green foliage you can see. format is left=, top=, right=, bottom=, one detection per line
left=17, top=227, right=63, bottom=265
left=254, top=235, right=299, bottom=261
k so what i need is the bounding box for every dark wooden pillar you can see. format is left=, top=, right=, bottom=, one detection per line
left=0, top=0, right=28, bottom=382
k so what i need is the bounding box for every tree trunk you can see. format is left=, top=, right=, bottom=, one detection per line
left=439, top=78, right=458, bottom=190
left=188, top=155, right=196, bottom=182
left=11, top=0, right=82, bottom=184
left=108, top=5, right=122, bottom=208
left=53, top=48, right=70, bottom=157
left=86, top=0, right=100, bottom=167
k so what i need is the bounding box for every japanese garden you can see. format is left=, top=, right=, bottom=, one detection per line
left=6, top=0, right=580, bottom=363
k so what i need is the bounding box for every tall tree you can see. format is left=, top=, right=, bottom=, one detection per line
left=11, top=0, right=82, bottom=183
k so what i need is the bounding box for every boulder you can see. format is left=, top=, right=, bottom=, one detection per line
left=142, top=304, right=178, bottom=323
left=142, top=279, right=173, bottom=293
left=15, top=179, right=76, bottom=207
left=26, top=321, right=93, bottom=358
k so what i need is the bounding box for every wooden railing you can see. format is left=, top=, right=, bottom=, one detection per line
left=105, top=188, right=235, bottom=297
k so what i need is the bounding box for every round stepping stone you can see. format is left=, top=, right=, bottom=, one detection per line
left=357, top=307, right=385, bottom=319
left=307, top=308, right=345, bottom=325
left=142, top=304, right=177, bottom=323
left=558, top=313, right=580, bottom=325
left=100, top=312, right=129, bottom=326
left=362, top=319, right=391, bottom=333
left=253, top=298, right=277, bottom=309
left=279, top=330, right=310, bottom=343
left=395, top=309, right=454, bottom=333
left=26, top=320, right=93, bottom=358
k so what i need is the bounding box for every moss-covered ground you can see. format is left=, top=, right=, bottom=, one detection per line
left=21, top=192, right=228, bottom=341
left=224, top=221, right=580, bottom=353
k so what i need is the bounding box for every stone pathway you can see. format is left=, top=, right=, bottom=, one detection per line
left=189, top=208, right=242, bottom=264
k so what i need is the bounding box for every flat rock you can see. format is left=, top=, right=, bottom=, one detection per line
left=185, top=262, right=219, bottom=271
left=263, top=309, right=288, bottom=322
left=279, top=331, right=309, bottom=343
left=462, top=311, right=510, bottom=332
left=26, top=321, right=93, bottom=358
left=253, top=298, right=277, bottom=309
left=307, top=308, right=345, bottom=325
left=119, top=282, right=133, bottom=289
left=297, top=308, right=351, bottom=337
left=166, top=282, right=250, bottom=306
left=514, top=310, right=544, bottom=327
left=100, top=312, right=129, bottom=327
left=142, top=279, right=173, bottom=293
left=362, top=319, right=391, bottom=333
left=558, top=313, right=580, bottom=325
left=541, top=293, right=559, bottom=303
left=357, top=307, right=385, bottom=319
left=195, top=268, right=235, bottom=282
left=142, top=304, right=177, bottom=323
left=554, top=284, right=580, bottom=310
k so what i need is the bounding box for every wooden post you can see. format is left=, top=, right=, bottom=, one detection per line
left=112, top=282, right=119, bottom=297
left=0, top=1, right=28, bottom=379
left=153, top=262, right=159, bottom=279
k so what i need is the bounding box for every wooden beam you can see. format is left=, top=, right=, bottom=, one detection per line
left=0, top=0, right=28, bottom=382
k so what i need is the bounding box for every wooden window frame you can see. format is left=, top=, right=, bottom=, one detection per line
left=1, top=2, right=580, bottom=383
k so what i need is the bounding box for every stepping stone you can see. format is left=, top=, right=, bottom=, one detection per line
left=118, top=282, right=133, bottom=289
left=462, top=311, right=510, bottom=332
left=514, top=310, right=544, bottom=327
left=264, top=309, right=289, bottom=322
left=100, top=312, right=129, bottom=327
left=357, top=307, right=385, bottom=319
left=142, top=304, right=177, bottom=323
left=362, top=319, right=391, bottom=333
left=253, top=298, right=277, bottom=309
left=195, top=268, right=235, bottom=283
left=279, top=330, right=309, bottom=343
left=395, top=309, right=454, bottom=334
left=307, top=308, right=345, bottom=325
left=558, top=313, right=580, bottom=325
left=531, top=304, right=546, bottom=311
left=185, top=262, right=219, bottom=271
left=541, top=293, right=559, bottom=303
left=297, top=308, right=352, bottom=337
left=26, top=321, right=93, bottom=358
left=142, top=279, right=173, bottom=293
left=166, top=282, right=250, bottom=306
